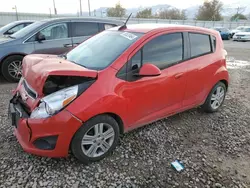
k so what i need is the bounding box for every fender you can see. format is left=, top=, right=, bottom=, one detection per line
left=202, top=64, right=229, bottom=104
left=66, top=93, right=128, bottom=131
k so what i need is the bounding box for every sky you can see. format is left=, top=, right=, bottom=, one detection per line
left=0, top=0, right=246, bottom=14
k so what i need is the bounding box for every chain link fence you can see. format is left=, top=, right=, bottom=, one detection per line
left=1, top=12, right=250, bottom=29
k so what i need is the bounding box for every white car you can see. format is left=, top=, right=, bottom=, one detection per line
left=233, top=27, right=250, bottom=41
left=230, top=26, right=246, bottom=37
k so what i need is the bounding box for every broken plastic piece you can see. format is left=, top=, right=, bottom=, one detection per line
left=171, top=160, right=184, bottom=172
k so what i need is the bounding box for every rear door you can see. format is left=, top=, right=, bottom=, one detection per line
left=183, top=32, right=215, bottom=107
left=70, top=22, right=99, bottom=47
left=32, top=22, right=72, bottom=55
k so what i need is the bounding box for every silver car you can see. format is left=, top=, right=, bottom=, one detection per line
left=0, top=17, right=123, bottom=82
left=0, top=20, right=34, bottom=36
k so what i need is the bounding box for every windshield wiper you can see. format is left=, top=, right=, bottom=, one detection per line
left=58, top=54, right=68, bottom=60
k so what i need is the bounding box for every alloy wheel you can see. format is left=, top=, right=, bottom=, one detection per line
left=210, top=86, right=225, bottom=110
left=81, top=123, right=115, bottom=158
left=8, top=60, right=22, bottom=80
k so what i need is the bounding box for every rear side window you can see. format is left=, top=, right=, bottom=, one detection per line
left=143, top=33, right=183, bottom=70
left=72, top=22, right=99, bottom=37
left=189, top=33, right=212, bottom=57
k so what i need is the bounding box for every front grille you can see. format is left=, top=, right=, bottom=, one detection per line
left=22, top=80, right=38, bottom=99
left=236, top=35, right=245, bottom=37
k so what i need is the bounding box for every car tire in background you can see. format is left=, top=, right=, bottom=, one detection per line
left=1, top=55, right=24, bottom=82
left=71, top=115, right=120, bottom=164
left=202, top=82, right=227, bottom=113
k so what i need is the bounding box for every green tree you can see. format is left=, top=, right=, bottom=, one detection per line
left=195, top=0, right=223, bottom=21
left=158, top=8, right=187, bottom=20
left=230, top=13, right=247, bottom=21
left=107, top=2, right=126, bottom=17
left=136, top=8, right=153, bottom=18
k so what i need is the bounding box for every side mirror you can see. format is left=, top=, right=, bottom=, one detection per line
left=36, top=33, right=46, bottom=42
left=137, top=63, right=161, bottom=77
left=5, top=30, right=14, bottom=35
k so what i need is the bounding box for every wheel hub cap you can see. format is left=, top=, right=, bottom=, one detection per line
left=8, top=60, right=22, bottom=79
left=81, top=123, right=115, bottom=158
left=210, top=86, right=225, bottom=110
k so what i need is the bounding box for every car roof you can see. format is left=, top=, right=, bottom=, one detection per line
left=110, top=23, right=219, bottom=35
left=39, top=17, right=124, bottom=25
left=12, top=20, right=35, bottom=23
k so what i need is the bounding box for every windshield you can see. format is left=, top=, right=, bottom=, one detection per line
left=11, top=21, right=43, bottom=39
left=242, top=28, right=250, bottom=32
left=66, top=30, right=143, bottom=70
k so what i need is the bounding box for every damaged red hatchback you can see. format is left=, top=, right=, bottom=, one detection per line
left=9, top=24, right=229, bottom=163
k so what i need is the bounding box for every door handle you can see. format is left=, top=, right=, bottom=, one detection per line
left=175, top=73, right=184, bottom=79
left=64, top=44, right=73, bottom=48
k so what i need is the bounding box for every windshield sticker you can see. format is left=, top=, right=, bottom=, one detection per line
left=120, top=32, right=138, bottom=40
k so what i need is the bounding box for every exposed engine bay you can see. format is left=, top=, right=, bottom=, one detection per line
left=43, top=75, right=95, bottom=95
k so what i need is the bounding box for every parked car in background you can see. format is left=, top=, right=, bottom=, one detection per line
left=0, top=20, right=34, bottom=36
left=233, top=26, right=250, bottom=41
left=0, top=17, right=123, bottom=82
left=230, top=26, right=246, bottom=37
left=211, top=27, right=231, bottom=40
left=9, top=24, right=229, bottom=163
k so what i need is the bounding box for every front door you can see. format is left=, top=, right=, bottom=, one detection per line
left=33, top=22, right=72, bottom=55
left=118, top=32, right=188, bottom=128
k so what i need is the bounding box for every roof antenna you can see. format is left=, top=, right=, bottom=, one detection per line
left=118, top=13, right=132, bottom=30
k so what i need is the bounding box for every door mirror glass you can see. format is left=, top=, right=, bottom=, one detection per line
left=137, top=63, right=161, bottom=77
left=36, top=32, right=46, bottom=42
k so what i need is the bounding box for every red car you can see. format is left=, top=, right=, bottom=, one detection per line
left=9, top=24, right=229, bottom=163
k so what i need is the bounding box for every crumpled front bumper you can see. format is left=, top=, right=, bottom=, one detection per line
left=9, top=96, right=82, bottom=158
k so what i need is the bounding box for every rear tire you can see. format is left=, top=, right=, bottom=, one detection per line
left=1, top=55, right=24, bottom=82
left=71, top=115, right=120, bottom=164
left=202, top=82, right=226, bottom=113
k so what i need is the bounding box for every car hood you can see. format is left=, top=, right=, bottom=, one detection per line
left=235, top=32, right=250, bottom=36
left=22, top=54, right=98, bottom=95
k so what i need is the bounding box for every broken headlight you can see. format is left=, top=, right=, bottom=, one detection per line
left=30, top=85, right=78, bottom=119
left=30, top=80, right=95, bottom=119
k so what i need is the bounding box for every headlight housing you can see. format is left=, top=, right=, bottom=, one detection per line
left=30, top=85, right=78, bottom=119
left=30, top=80, right=95, bottom=119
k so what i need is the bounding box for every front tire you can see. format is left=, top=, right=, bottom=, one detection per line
left=71, top=115, right=120, bottom=164
left=202, top=82, right=226, bottom=113
left=1, top=55, right=24, bottom=82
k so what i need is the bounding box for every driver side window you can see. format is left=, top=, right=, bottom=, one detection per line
left=39, top=23, right=68, bottom=40
left=6, top=24, right=25, bottom=35
left=27, top=23, right=68, bottom=42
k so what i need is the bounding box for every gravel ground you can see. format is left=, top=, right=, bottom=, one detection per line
left=0, top=41, right=250, bottom=188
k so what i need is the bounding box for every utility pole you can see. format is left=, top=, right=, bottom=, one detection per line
left=12, top=5, right=18, bottom=21
left=88, top=0, right=91, bottom=16
left=53, top=0, right=57, bottom=15
left=79, top=0, right=82, bottom=16
left=49, top=8, right=52, bottom=18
